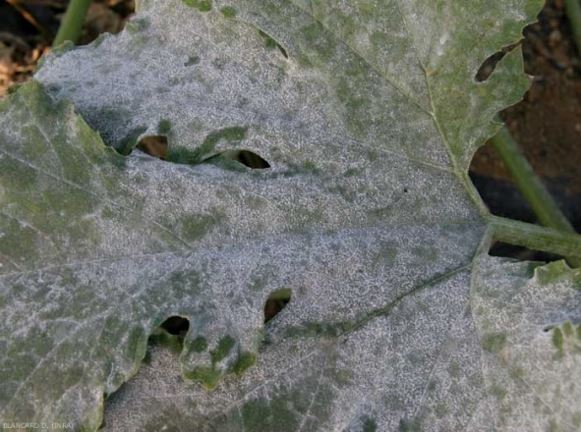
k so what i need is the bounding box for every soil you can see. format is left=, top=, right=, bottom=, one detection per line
left=0, top=0, right=134, bottom=95
left=472, top=0, right=581, bottom=190
left=471, top=0, right=581, bottom=232
left=0, top=0, right=579, bottom=232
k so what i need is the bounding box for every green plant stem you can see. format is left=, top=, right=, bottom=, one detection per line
left=489, top=216, right=581, bottom=266
left=52, top=0, right=92, bottom=47
left=565, top=0, right=581, bottom=53
left=490, top=124, right=580, bottom=266
left=490, top=125, right=575, bottom=234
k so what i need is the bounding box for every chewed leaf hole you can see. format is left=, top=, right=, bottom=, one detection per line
left=475, top=42, right=518, bottom=82
left=212, top=149, right=271, bottom=169
left=475, top=51, right=506, bottom=82
left=475, top=42, right=520, bottom=83
left=137, top=135, right=168, bottom=159
left=264, top=288, right=291, bottom=324
left=489, top=242, right=563, bottom=263
left=160, top=316, right=190, bottom=336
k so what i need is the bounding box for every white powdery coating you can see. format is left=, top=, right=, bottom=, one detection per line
left=3, top=0, right=572, bottom=430
left=469, top=257, right=581, bottom=431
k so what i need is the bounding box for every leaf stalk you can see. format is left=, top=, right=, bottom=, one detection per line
left=52, top=0, right=92, bottom=48
left=489, top=124, right=579, bottom=266
left=489, top=216, right=581, bottom=267
left=490, top=125, right=574, bottom=234
left=565, top=0, right=581, bottom=54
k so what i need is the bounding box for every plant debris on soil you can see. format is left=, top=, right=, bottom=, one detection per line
left=0, top=0, right=579, bottom=231
left=0, top=0, right=134, bottom=96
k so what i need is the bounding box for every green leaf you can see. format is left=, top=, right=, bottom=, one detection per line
left=1, top=0, right=580, bottom=430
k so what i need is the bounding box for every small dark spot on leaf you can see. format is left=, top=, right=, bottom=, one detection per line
left=212, top=58, right=226, bottom=70
left=264, top=288, right=291, bottom=323
left=46, top=84, right=62, bottom=93
left=184, top=55, right=200, bottom=67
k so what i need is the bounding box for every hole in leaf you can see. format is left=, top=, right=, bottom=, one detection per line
left=160, top=316, right=190, bottom=337
left=206, top=149, right=271, bottom=169
left=488, top=242, right=563, bottom=262
left=73, top=0, right=136, bottom=46
left=475, top=42, right=518, bottom=82
left=232, top=150, right=270, bottom=168
left=475, top=51, right=506, bottom=82
left=110, top=0, right=136, bottom=18
left=469, top=172, right=537, bottom=223
left=468, top=171, right=579, bottom=253
left=137, top=135, right=168, bottom=160
left=264, top=288, right=291, bottom=324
